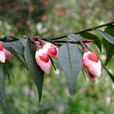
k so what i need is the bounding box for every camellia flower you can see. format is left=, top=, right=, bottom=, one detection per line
left=0, top=42, right=11, bottom=63
left=35, top=48, right=52, bottom=73
left=32, top=37, right=59, bottom=73
left=83, top=51, right=101, bottom=82
left=43, top=42, right=58, bottom=59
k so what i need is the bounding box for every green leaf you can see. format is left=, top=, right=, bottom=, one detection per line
left=20, top=38, right=28, bottom=47
left=3, top=40, right=24, bottom=54
left=24, top=39, right=44, bottom=102
left=106, top=70, right=114, bottom=82
left=58, top=44, right=82, bottom=94
left=105, top=25, right=114, bottom=36
left=2, top=61, right=13, bottom=80
left=103, top=26, right=114, bottom=65
left=80, top=32, right=102, bottom=51
left=102, top=63, right=114, bottom=82
left=97, top=29, right=114, bottom=44
left=0, top=70, right=10, bottom=114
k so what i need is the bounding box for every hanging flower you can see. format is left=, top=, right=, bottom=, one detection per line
left=83, top=51, right=101, bottom=82
left=43, top=42, right=58, bottom=59
left=35, top=48, right=52, bottom=73
left=32, top=37, right=59, bottom=73
left=0, top=42, right=11, bottom=63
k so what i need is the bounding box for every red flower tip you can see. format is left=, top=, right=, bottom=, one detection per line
left=48, top=47, right=57, bottom=56
left=39, top=54, right=49, bottom=62
left=88, top=53, right=99, bottom=62
left=0, top=42, right=3, bottom=51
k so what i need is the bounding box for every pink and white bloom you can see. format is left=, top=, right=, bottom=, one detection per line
left=0, top=42, right=11, bottom=63
left=43, top=42, right=58, bottom=59
left=0, top=50, right=5, bottom=63
left=3, top=48, right=12, bottom=60
left=35, top=48, right=51, bottom=73
left=34, top=39, right=59, bottom=73
left=83, top=51, right=101, bottom=82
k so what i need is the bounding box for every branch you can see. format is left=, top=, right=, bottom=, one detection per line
left=43, top=21, right=114, bottom=40
left=0, top=21, right=114, bottom=43
left=30, top=36, right=93, bottom=44
left=52, top=40, right=93, bottom=44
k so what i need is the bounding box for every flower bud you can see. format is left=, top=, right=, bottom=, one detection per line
left=3, top=49, right=12, bottom=60
left=83, top=51, right=101, bottom=82
left=47, top=45, right=58, bottom=59
left=43, top=42, right=58, bottom=59
left=35, top=49, right=51, bottom=73
left=34, top=39, right=58, bottom=73
left=0, top=42, right=11, bottom=63
left=0, top=51, right=6, bottom=63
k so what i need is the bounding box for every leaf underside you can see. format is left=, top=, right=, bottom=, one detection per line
left=98, top=26, right=114, bottom=65
left=58, top=43, right=82, bottom=94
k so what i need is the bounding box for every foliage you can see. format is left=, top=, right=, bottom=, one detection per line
left=0, top=0, right=114, bottom=114
left=0, top=23, right=114, bottom=113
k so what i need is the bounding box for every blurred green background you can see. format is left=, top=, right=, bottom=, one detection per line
left=0, top=0, right=114, bottom=114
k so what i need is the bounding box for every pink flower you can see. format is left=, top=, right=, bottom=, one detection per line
left=35, top=48, right=51, bottom=73
left=34, top=39, right=59, bottom=73
left=43, top=42, right=58, bottom=59
left=0, top=50, right=5, bottom=63
left=3, top=48, right=12, bottom=60
left=55, top=4, right=62, bottom=9
left=0, top=42, right=11, bottom=63
left=83, top=51, right=101, bottom=82
left=57, top=10, right=65, bottom=16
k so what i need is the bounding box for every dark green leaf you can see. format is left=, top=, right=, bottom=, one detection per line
left=58, top=44, right=82, bottom=94
left=0, top=70, right=10, bottom=114
left=3, top=40, right=24, bottom=54
left=106, top=70, right=114, bottom=82
left=20, top=38, right=27, bottom=47
left=80, top=32, right=102, bottom=51
left=97, top=29, right=114, bottom=44
left=24, top=39, right=44, bottom=102
left=103, top=26, right=114, bottom=65
left=2, top=61, right=13, bottom=80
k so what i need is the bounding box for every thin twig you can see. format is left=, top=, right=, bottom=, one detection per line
left=0, top=21, right=114, bottom=42
left=43, top=21, right=114, bottom=40
left=53, top=40, right=93, bottom=44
